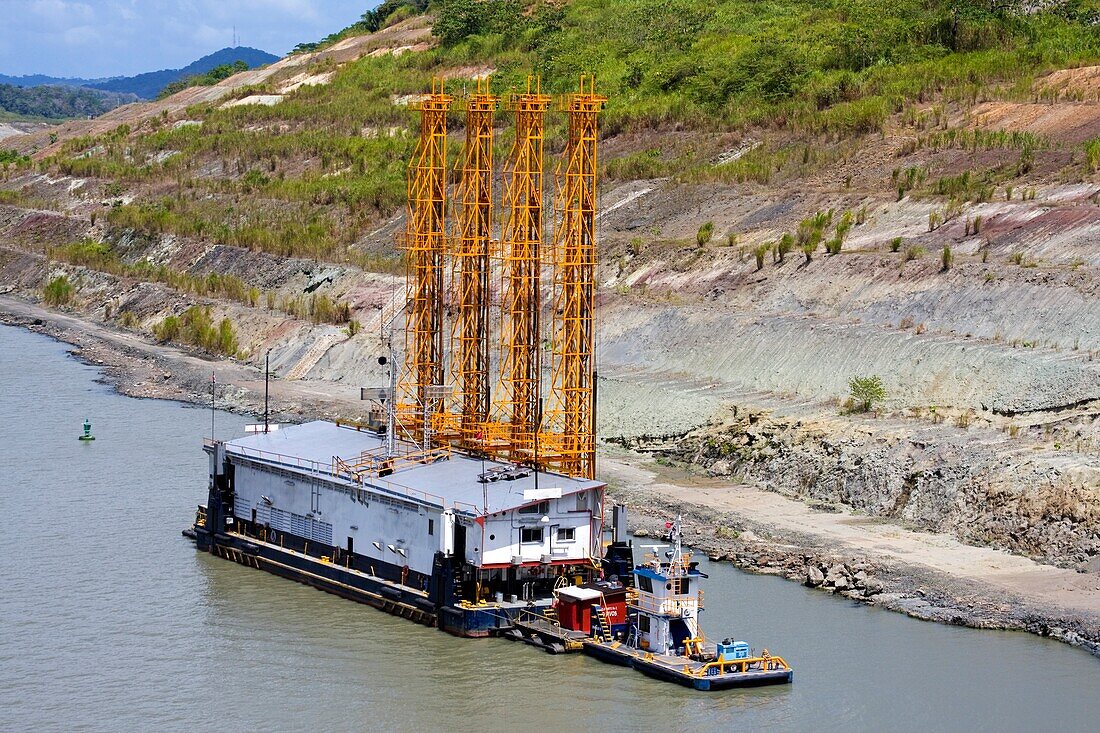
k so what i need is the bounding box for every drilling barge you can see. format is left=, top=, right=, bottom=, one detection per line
left=186, top=76, right=791, bottom=689
left=193, top=419, right=613, bottom=637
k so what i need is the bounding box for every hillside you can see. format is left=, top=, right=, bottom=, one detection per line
left=1, top=0, right=1099, bottom=607
left=0, top=84, right=138, bottom=121
left=0, top=47, right=279, bottom=100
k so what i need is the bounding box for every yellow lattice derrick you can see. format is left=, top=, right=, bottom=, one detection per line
left=493, top=76, right=551, bottom=462
left=449, top=77, right=499, bottom=448
left=544, top=76, right=606, bottom=479
left=398, top=77, right=452, bottom=447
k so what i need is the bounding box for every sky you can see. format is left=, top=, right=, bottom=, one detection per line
left=0, top=0, right=374, bottom=79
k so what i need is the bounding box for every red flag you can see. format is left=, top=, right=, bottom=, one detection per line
left=665, top=521, right=673, bottom=529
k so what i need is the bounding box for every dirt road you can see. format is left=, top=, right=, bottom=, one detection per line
left=603, top=456, right=1100, bottom=619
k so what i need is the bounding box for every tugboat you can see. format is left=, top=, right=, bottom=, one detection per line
left=580, top=517, right=793, bottom=690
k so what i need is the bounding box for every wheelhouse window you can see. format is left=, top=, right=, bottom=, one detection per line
left=520, top=527, right=544, bottom=544
left=518, top=500, right=549, bottom=515
left=639, top=615, right=651, bottom=632
left=557, top=527, right=575, bottom=541
left=638, top=576, right=653, bottom=593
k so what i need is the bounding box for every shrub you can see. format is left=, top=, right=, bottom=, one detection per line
left=889, top=236, right=903, bottom=252
left=1087, top=138, right=1100, bottom=173
left=752, top=243, right=769, bottom=271
left=43, top=275, right=73, bottom=306
left=216, top=318, right=238, bottom=356
left=774, top=233, right=794, bottom=263
left=696, top=221, right=715, bottom=247
left=154, top=315, right=181, bottom=341
left=848, top=375, right=886, bottom=413
left=941, top=244, right=953, bottom=271
left=903, top=245, right=926, bottom=262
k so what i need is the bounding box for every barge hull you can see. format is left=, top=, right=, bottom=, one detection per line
left=199, top=529, right=439, bottom=627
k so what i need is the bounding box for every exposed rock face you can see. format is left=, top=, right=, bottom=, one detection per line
left=622, top=406, right=1100, bottom=568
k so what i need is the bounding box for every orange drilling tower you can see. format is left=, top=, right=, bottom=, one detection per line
left=398, top=75, right=604, bottom=480
left=398, top=78, right=452, bottom=445
left=493, top=77, right=551, bottom=462
left=543, top=76, right=606, bottom=479
left=450, top=77, right=498, bottom=446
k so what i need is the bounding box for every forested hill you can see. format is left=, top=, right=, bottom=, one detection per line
left=0, top=84, right=137, bottom=121
left=0, top=46, right=279, bottom=100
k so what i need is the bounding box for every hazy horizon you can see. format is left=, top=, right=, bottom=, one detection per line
left=0, top=1, right=373, bottom=79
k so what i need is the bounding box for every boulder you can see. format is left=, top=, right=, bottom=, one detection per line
left=805, top=566, right=825, bottom=587
left=863, top=577, right=885, bottom=595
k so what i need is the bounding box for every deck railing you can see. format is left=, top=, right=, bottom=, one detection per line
left=628, top=590, right=701, bottom=618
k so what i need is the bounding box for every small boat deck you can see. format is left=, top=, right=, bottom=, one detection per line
left=583, top=639, right=793, bottom=690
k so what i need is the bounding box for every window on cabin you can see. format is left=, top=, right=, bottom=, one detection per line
left=639, top=615, right=651, bottom=632
left=518, top=500, right=549, bottom=515
left=557, top=527, right=575, bottom=541
left=428, top=518, right=434, bottom=536
left=638, top=576, right=653, bottom=593
left=520, top=527, right=543, bottom=544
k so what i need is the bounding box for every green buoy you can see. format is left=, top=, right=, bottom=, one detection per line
left=78, top=418, right=95, bottom=442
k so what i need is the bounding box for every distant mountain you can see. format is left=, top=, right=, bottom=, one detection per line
left=0, top=84, right=138, bottom=121
left=0, top=47, right=279, bottom=101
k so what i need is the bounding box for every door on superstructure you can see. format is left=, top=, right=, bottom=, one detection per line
left=454, top=523, right=467, bottom=563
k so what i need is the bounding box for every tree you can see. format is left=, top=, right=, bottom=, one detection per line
left=848, top=375, right=886, bottom=413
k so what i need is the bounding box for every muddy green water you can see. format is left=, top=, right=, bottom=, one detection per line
left=1, top=324, right=1098, bottom=733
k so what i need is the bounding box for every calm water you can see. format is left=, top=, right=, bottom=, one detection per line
left=1, top=324, right=1098, bottom=733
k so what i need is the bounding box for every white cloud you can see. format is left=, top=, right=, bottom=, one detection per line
left=28, top=0, right=95, bottom=26
left=62, top=24, right=100, bottom=45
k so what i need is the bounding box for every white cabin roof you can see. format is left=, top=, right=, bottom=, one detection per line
left=220, top=420, right=604, bottom=516
left=556, top=586, right=604, bottom=602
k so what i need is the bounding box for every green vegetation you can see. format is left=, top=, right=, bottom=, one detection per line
left=848, top=375, right=887, bottom=413
left=154, top=305, right=238, bottom=355
left=0, top=149, right=30, bottom=166
left=0, top=83, right=134, bottom=120
left=158, top=61, right=250, bottom=99
left=49, top=238, right=353, bottom=325
left=43, top=275, right=73, bottom=306
left=1087, top=138, right=1100, bottom=173
left=752, top=243, right=768, bottom=271
left=903, top=244, right=927, bottom=261
left=941, top=244, right=953, bottom=271
left=29, top=0, right=1100, bottom=273
left=696, top=221, right=714, bottom=247
left=797, top=210, right=832, bottom=262
left=292, top=1, right=429, bottom=53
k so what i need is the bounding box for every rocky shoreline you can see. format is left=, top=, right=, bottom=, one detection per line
left=3, top=297, right=1099, bottom=659
left=619, top=488, right=1100, bottom=658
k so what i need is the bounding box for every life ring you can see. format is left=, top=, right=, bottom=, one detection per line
left=269, top=530, right=278, bottom=543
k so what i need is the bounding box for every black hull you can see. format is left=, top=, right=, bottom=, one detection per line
left=193, top=528, right=514, bottom=638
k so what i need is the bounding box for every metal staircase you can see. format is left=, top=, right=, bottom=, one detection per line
left=593, top=605, right=613, bottom=642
